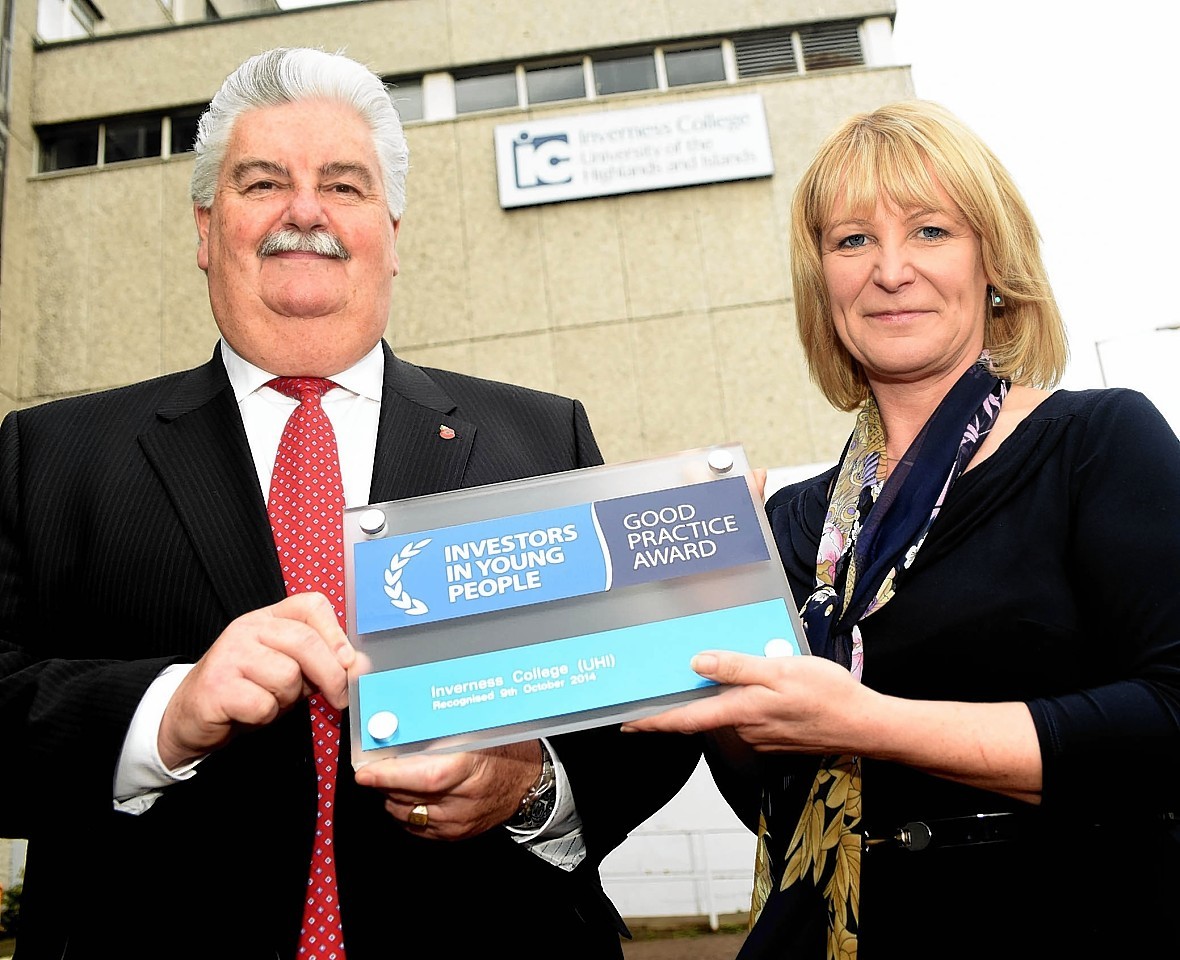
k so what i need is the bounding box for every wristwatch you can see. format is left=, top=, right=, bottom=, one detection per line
left=506, top=741, right=556, bottom=831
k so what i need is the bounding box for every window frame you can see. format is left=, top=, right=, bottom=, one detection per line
left=34, top=19, right=869, bottom=171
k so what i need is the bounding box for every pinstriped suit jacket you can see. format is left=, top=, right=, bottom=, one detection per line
left=0, top=340, right=702, bottom=960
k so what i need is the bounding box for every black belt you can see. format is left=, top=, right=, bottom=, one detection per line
left=863, top=810, right=1175, bottom=853
left=862, top=812, right=1029, bottom=852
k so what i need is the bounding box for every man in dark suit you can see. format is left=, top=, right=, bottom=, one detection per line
left=0, top=47, right=700, bottom=958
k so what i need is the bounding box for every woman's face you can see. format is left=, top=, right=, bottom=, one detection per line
left=821, top=177, right=990, bottom=394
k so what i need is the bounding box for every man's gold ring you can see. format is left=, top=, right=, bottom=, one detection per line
left=408, top=803, right=429, bottom=828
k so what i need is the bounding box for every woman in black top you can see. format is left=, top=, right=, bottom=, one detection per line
left=625, top=100, right=1180, bottom=958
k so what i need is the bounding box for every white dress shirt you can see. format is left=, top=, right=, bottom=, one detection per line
left=113, top=339, right=584, bottom=868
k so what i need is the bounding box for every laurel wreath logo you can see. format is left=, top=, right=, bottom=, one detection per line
left=383, top=538, right=432, bottom=616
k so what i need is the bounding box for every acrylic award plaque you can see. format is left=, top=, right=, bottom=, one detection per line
left=344, top=442, right=808, bottom=765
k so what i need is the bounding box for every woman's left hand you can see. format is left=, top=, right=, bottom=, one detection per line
left=622, top=650, right=875, bottom=755
left=623, top=650, right=1044, bottom=803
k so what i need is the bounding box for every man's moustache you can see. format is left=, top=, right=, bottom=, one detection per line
left=257, top=230, right=350, bottom=260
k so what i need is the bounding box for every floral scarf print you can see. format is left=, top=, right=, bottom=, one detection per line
left=747, top=357, right=1008, bottom=960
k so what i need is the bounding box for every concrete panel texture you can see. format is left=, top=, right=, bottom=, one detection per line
left=8, top=0, right=910, bottom=473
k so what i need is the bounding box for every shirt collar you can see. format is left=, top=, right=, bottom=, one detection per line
left=219, top=338, right=385, bottom=403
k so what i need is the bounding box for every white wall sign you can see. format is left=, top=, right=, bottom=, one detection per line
left=494, top=93, right=775, bottom=209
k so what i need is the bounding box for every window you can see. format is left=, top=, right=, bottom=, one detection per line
left=40, top=108, right=201, bottom=171
left=36, top=0, right=100, bottom=40
left=664, top=46, right=726, bottom=87
left=525, top=62, right=585, bottom=105
left=454, top=70, right=517, bottom=114
left=169, top=106, right=204, bottom=156
left=40, top=123, right=99, bottom=172
left=0, top=28, right=12, bottom=108
left=387, top=78, right=424, bottom=122
left=593, top=53, right=657, bottom=96
left=36, top=19, right=871, bottom=167
left=104, top=116, right=162, bottom=164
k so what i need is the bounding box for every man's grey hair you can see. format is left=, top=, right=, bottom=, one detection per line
left=189, top=47, right=410, bottom=219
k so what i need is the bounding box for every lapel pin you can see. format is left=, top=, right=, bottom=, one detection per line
left=439, top=424, right=456, bottom=440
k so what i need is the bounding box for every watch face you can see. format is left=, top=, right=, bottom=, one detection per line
left=520, top=792, right=555, bottom=829
left=507, top=747, right=556, bottom=830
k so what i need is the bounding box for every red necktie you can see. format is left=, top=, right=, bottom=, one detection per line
left=266, top=377, right=348, bottom=959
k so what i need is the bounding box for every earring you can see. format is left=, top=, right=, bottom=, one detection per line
left=988, top=285, right=1004, bottom=307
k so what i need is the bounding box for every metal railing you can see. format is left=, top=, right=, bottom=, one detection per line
left=601, top=827, right=754, bottom=931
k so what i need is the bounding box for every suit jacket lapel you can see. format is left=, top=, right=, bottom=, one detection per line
left=369, top=342, right=476, bottom=503
left=138, top=343, right=474, bottom=620
left=139, top=348, right=285, bottom=620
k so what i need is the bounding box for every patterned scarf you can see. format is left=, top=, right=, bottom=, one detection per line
left=748, top=357, right=1008, bottom=959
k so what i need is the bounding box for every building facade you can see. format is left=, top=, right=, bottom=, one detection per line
left=0, top=0, right=912, bottom=923
left=1, top=0, right=912, bottom=468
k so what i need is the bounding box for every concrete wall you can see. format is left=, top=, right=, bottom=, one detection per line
left=3, top=0, right=908, bottom=476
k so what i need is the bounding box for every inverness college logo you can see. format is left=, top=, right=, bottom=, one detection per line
left=384, top=538, right=432, bottom=616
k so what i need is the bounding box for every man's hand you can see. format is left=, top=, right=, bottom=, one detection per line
left=158, top=593, right=355, bottom=768
left=353, top=739, right=542, bottom=840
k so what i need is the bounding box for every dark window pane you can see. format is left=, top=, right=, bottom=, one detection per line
left=594, top=54, right=657, bottom=96
left=40, top=125, right=98, bottom=171
left=387, top=78, right=423, bottom=122
left=454, top=71, right=517, bottom=114
left=104, top=116, right=162, bottom=163
left=170, top=107, right=204, bottom=156
left=525, top=62, right=585, bottom=105
left=665, top=47, right=726, bottom=86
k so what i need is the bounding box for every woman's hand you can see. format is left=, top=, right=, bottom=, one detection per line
left=623, top=650, right=1043, bottom=803
left=622, top=651, right=870, bottom=755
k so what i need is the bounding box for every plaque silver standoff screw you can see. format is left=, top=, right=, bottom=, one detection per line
left=359, top=508, right=387, bottom=536
left=367, top=711, right=399, bottom=742
left=764, top=638, right=795, bottom=658
left=707, top=449, right=734, bottom=474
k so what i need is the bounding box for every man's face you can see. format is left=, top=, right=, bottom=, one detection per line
left=195, top=98, right=400, bottom=376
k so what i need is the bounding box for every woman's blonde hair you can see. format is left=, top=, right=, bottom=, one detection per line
left=791, top=99, right=1067, bottom=411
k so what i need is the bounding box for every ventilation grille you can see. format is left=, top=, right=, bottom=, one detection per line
left=799, top=20, right=864, bottom=71
left=734, top=28, right=798, bottom=78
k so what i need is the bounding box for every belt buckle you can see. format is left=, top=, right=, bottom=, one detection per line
left=863, top=821, right=932, bottom=853
left=863, top=813, right=1019, bottom=852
